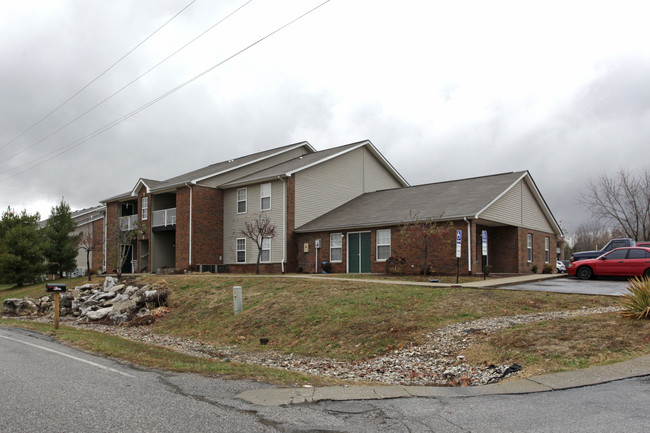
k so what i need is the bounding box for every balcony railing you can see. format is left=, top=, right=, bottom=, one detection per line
left=152, top=208, right=176, bottom=228
left=119, top=214, right=138, bottom=231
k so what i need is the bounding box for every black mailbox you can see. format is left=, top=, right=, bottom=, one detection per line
left=46, top=283, right=67, bottom=293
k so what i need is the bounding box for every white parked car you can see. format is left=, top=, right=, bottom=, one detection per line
left=556, top=260, right=566, bottom=273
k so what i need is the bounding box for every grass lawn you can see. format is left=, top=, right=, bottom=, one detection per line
left=3, top=274, right=649, bottom=383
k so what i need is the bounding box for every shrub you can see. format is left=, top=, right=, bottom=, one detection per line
left=385, top=256, right=405, bottom=274
left=531, top=265, right=538, bottom=274
left=484, top=265, right=493, bottom=277
left=619, top=277, right=650, bottom=320
left=542, top=263, right=553, bottom=274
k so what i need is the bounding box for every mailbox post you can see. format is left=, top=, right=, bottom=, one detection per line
left=46, top=283, right=66, bottom=329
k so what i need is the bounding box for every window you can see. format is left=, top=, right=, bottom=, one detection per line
left=237, top=188, right=247, bottom=214
left=604, top=249, right=628, bottom=260
left=376, top=229, right=391, bottom=261
left=527, top=234, right=533, bottom=262
left=544, top=237, right=550, bottom=263
left=629, top=249, right=650, bottom=259
left=330, top=233, right=343, bottom=262
left=261, top=237, right=271, bottom=262
left=141, top=197, right=148, bottom=220
left=236, top=238, right=246, bottom=263
left=260, top=183, right=271, bottom=211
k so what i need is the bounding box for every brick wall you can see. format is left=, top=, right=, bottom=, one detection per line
left=175, top=185, right=223, bottom=271
left=294, top=221, right=558, bottom=275
left=138, top=187, right=151, bottom=272
left=91, top=217, right=104, bottom=272
left=105, top=202, right=119, bottom=272
left=190, top=186, right=223, bottom=266
left=285, top=176, right=299, bottom=272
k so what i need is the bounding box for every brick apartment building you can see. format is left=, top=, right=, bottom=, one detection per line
left=99, top=140, right=562, bottom=276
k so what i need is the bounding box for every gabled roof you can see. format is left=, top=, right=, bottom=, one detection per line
left=221, top=140, right=409, bottom=188
left=295, top=171, right=561, bottom=235
left=102, top=142, right=315, bottom=202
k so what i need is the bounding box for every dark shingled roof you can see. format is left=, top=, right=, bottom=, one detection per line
left=295, top=171, right=528, bottom=232
left=102, top=142, right=313, bottom=202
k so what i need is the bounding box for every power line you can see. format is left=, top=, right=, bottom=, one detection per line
left=0, top=0, right=198, bottom=152
left=0, top=0, right=332, bottom=184
left=2, top=0, right=255, bottom=165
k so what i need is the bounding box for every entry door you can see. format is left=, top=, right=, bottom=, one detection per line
left=348, top=232, right=371, bottom=273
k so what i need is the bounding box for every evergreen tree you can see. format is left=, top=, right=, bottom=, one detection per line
left=0, top=207, right=46, bottom=286
left=43, top=199, right=81, bottom=277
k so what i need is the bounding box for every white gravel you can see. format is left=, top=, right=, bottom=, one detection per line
left=63, top=305, right=623, bottom=386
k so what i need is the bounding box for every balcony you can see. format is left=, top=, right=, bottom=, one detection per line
left=119, top=214, right=138, bottom=231
left=152, top=208, right=176, bottom=228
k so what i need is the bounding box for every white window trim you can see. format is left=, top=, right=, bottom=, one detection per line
left=141, top=197, right=148, bottom=221
left=330, top=233, right=343, bottom=263
left=544, top=237, right=550, bottom=263
left=261, top=237, right=271, bottom=262
left=376, top=229, right=391, bottom=262
left=236, top=238, right=246, bottom=263
left=237, top=188, right=247, bottom=214
left=527, top=234, right=533, bottom=263
left=260, top=183, right=271, bottom=211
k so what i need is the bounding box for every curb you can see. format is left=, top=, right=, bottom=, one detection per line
left=235, top=354, right=650, bottom=406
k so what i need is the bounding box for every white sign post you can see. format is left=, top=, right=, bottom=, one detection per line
left=233, top=286, right=243, bottom=315
left=455, top=230, right=462, bottom=283
left=481, top=230, right=488, bottom=279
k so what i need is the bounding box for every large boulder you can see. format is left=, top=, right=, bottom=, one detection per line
left=85, top=307, right=113, bottom=321
left=2, top=298, right=38, bottom=316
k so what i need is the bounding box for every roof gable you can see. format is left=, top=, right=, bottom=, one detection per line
left=221, top=140, right=408, bottom=188
left=295, top=171, right=561, bottom=235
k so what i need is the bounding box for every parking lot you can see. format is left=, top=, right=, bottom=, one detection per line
left=499, top=276, right=631, bottom=296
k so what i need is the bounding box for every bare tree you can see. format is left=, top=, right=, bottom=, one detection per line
left=572, top=220, right=613, bottom=252
left=398, top=212, right=453, bottom=275
left=105, top=220, right=138, bottom=279
left=241, top=214, right=277, bottom=274
left=78, top=231, right=99, bottom=281
left=583, top=169, right=650, bottom=241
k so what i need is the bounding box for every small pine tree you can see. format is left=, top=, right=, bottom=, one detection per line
left=43, top=199, right=81, bottom=278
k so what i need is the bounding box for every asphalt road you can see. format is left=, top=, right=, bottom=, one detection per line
left=2, top=326, right=650, bottom=432
left=498, top=276, right=631, bottom=296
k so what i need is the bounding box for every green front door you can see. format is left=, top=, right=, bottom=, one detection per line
left=348, top=232, right=371, bottom=273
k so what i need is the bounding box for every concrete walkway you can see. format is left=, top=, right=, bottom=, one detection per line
left=237, top=354, right=650, bottom=406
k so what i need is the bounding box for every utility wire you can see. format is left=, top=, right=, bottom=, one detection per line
left=0, top=0, right=198, bottom=152
left=3, top=0, right=254, bottom=165
left=0, top=0, right=332, bottom=183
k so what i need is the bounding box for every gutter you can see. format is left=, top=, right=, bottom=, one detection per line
left=278, top=176, right=286, bottom=273
left=185, top=182, right=194, bottom=267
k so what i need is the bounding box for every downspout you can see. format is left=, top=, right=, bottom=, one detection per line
left=185, top=182, right=193, bottom=267
left=278, top=176, right=286, bottom=273
left=103, top=211, right=107, bottom=272
left=464, top=217, right=472, bottom=275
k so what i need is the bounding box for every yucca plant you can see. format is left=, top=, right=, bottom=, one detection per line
left=619, top=277, right=650, bottom=320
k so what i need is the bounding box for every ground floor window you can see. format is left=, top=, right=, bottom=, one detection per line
left=527, top=234, right=533, bottom=262
left=236, top=238, right=246, bottom=263
left=261, top=237, right=271, bottom=262
left=376, top=229, right=391, bottom=261
left=544, top=237, right=550, bottom=263
left=330, top=233, right=342, bottom=262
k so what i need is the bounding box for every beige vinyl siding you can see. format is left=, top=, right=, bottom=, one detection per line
left=197, top=147, right=309, bottom=188
left=480, top=180, right=553, bottom=232
left=294, top=148, right=364, bottom=228
left=295, top=147, right=403, bottom=228
left=362, top=147, right=403, bottom=192
left=223, top=180, right=284, bottom=264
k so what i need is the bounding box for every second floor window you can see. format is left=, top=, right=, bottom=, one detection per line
left=260, top=183, right=271, bottom=211
left=237, top=188, right=247, bottom=214
left=141, top=197, right=148, bottom=220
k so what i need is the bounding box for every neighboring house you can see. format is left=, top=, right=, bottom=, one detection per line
left=40, top=205, right=106, bottom=277
left=293, top=171, right=562, bottom=275
left=71, top=205, right=106, bottom=276
left=99, top=140, right=561, bottom=276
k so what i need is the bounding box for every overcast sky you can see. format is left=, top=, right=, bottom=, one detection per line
left=1, top=0, right=649, bottom=234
